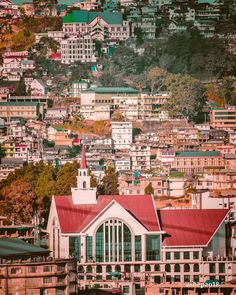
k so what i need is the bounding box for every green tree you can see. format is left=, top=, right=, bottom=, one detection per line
left=100, top=167, right=119, bottom=195
left=163, top=73, right=206, bottom=122
left=144, top=182, right=154, bottom=195
left=14, top=77, right=27, bottom=96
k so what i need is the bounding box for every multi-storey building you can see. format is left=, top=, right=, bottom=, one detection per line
left=130, top=145, right=151, bottom=171
left=172, top=151, right=225, bottom=173
left=62, top=10, right=130, bottom=41
left=60, top=35, right=97, bottom=64
left=210, top=106, right=236, bottom=130
left=80, top=87, right=138, bottom=120
left=0, top=102, right=44, bottom=120
left=0, top=238, right=77, bottom=295
left=111, top=121, right=133, bottom=150
left=47, top=149, right=236, bottom=291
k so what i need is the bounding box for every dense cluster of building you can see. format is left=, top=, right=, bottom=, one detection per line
left=1, top=0, right=236, bottom=294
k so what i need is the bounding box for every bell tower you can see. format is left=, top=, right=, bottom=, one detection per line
left=71, top=145, right=97, bottom=204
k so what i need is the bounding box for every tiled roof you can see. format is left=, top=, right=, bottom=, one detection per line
left=176, top=151, right=221, bottom=157
left=159, top=209, right=229, bottom=247
left=54, top=194, right=160, bottom=233
left=63, top=10, right=124, bottom=25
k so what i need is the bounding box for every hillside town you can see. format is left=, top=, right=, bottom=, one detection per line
left=1, top=0, right=236, bottom=294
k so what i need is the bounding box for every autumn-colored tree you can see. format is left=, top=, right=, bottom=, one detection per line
left=144, top=182, right=154, bottom=195
left=0, top=179, right=35, bottom=223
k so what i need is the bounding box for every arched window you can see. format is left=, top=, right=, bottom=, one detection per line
left=145, top=264, right=151, bottom=271
left=165, top=264, right=171, bottom=272
left=154, top=264, right=160, bottom=271
left=78, top=266, right=84, bottom=273
left=115, top=265, right=121, bottom=272
left=106, top=265, right=112, bottom=273
left=95, top=219, right=132, bottom=263
left=184, top=264, right=190, bottom=272
left=96, top=265, right=102, bottom=273
left=83, top=181, right=86, bottom=189
left=174, top=264, right=180, bottom=272
left=193, top=264, right=199, bottom=272
left=86, top=266, right=92, bottom=273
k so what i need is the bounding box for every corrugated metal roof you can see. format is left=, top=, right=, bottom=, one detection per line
left=0, top=238, right=49, bottom=257
left=63, top=10, right=124, bottom=25
left=83, top=87, right=138, bottom=93
left=176, top=151, right=221, bottom=157
left=159, top=209, right=229, bottom=247
left=55, top=194, right=160, bottom=233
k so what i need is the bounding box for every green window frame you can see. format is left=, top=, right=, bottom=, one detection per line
left=86, top=236, right=93, bottom=262
left=135, top=235, right=142, bottom=261
left=69, top=236, right=81, bottom=261
left=146, top=235, right=160, bottom=261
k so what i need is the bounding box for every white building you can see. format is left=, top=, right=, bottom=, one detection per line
left=130, top=145, right=151, bottom=171
left=47, top=148, right=236, bottom=290
left=115, top=159, right=131, bottom=172
left=61, top=35, right=97, bottom=64
left=111, top=121, right=133, bottom=150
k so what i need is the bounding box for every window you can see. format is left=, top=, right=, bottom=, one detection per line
left=146, top=235, right=160, bottom=261
left=123, top=286, right=129, bottom=294
left=135, top=236, right=142, bottom=261
left=193, top=275, right=199, bottom=282
left=209, top=263, right=216, bottom=273
left=96, top=265, right=102, bottom=273
left=193, top=251, right=199, bottom=259
left=145, top=264, right=151, bottom=271
left=184, top=275, right=190, bottom=282
left=174, top=252, right=180, bottom=260
left=165, top=264, right=171, bottom=272
left=174, top=275, right=180, bottom=282
left=193, top=264, right=199, bottom=272
left=86, top=236, right=93, bottom=262
left=134, top=264, right=140, bottom=272
left=184, top=264, right=190, bottom=272
left=43, top=266, right=51, bottom=272
left=69, top=237, right=81, bottom=261
left=11, top=268, right=21, bottom=274
left=124, top=264, right=130, bottom=272
left=174, top=264, right=180, bottom=272
left=219, top=263, right=225, bottom=273
left=28, top=266, right=37, bottom=273
left=166, top=252, right=171, bottom=260
left=184, top=252, right=190, bottom=259
left=43, top=277, right=52, bottom=284
left=154, top=264, right=160, bottom=271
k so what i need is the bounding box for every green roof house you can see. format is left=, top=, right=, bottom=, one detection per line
left=62, top=10, right=130, bottom=41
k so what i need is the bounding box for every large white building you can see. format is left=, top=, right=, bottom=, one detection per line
left=62, top=10, right=129, bottom=41
left=111, top=121, right=133, bottom=150
left=61, top=35, right=97, bottom=64
left=47, top=148, right=236, bottom=292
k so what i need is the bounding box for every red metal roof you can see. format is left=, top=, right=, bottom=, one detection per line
left=54, top=194, right=160, bottom=233
left=159, top=209, right=229, bottom=247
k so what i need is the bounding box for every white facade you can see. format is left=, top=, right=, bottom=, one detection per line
left=130, top=145, right=151, bottom=171
left=115, top=159, right=131, bottom=172
left=61, top=36, right=97, bottom=64
left=111, top=122, right=133, bottom=150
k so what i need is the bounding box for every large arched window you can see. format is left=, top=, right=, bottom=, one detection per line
left=174, top=264, right=180, bottom=272
left=95, top=219, right=132, bottom=263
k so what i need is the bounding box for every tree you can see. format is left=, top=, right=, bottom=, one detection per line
left=14, top=77, right=27, bottom=96
left=144, top=182, right=154, bottom=195
left=146, top=67, right=168, bottom=94
left=100, top=167, right=119, bottom=195
left=0, top=179, right=35, bottom=223
left=163, top=73, right=206, bottom=123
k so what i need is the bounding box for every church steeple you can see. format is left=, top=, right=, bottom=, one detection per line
left=71, top=144, right=97, bottom=204
left=80, top=144, right=87, bottom=169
